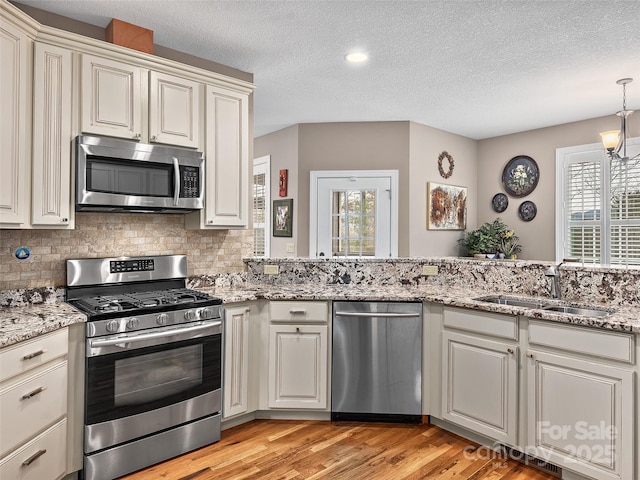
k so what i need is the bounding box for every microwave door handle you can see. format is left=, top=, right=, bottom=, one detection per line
left=172, top=157, right=180, bottom=206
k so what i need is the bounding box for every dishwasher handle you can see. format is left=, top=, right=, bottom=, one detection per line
left=334, top=311, right=421, bottom=318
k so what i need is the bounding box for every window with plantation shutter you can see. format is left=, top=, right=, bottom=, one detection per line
left=557, top=138, right=640, bottom=267
left=253, top=156, right=270, bottom=257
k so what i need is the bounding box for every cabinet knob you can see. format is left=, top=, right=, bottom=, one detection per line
left=245, top=308, right=251, bottom=313
left=296, top=327, right=301, bottom=333
left=507, top=348, right=514, bottom=354
left=133, top=133, right=141, bottom=140
left=61, top=217, right=68, bottom=223
left=151, top=135, right=157, bottom=141
left=526, top=353, right=535, bottom=359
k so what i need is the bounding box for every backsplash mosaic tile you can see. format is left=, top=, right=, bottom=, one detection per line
left=0, top=213, right=252, bottom=291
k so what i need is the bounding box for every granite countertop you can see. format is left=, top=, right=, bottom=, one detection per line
left=0, top=302, right=86, bottom=348
left=202, top=283, right=640, bottom=334
left=2, top=283, right=639, bottom=349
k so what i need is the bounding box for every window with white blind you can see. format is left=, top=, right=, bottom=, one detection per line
left=253, top=156, right=270, bottom=257
left=556, top=139, right=640, bottom=266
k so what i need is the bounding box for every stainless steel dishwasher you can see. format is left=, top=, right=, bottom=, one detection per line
left=331, top=301, right=422, bottom=423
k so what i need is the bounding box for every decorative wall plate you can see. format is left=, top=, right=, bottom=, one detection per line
left=502, top=155, right=539, bottom=197
left=491, top=193, right=508, bottom=213
left=518, top=200, right=537, bottom=221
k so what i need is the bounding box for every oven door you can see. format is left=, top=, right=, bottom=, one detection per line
left=84, top=320, right=221, bottom=453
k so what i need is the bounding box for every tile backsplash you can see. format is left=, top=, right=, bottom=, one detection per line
left=0, top=213, right=252, bottom=290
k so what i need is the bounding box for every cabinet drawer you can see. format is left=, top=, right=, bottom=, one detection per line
left=0, top=361, right=68, bottom=457
left=0, top=329, right=68, bottom=383
left=270, top=301, right=328, bottom=323
left=528, top=320, right=635, bottom=364
left=0, top=418, right=67, bottom=480
left=444, top=307, right=518, bottom=340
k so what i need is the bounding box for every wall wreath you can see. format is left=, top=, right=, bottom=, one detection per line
left=438, top=151, right=454, bottom=179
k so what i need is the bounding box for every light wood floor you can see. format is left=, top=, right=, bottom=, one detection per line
left=121, top=420, right=558, bottom=480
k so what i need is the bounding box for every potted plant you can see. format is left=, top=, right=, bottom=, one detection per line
left=500, top=230, right=522, bottom=259
left=457, top=218, right=510, bottom=257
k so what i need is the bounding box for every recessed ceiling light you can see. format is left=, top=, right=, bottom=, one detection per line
left=345, top=52, right=368, bottom=63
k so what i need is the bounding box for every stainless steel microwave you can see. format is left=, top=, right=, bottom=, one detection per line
left=75, top=135, right=204, bottom=213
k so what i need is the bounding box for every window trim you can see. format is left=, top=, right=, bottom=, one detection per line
left=253, top=155, right=271, bottom=257
left=309, top=170, right=399, bottom=258
left=555, top=137, right=640, bottom=265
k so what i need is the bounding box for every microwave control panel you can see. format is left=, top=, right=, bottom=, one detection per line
left=179, top=166, right=201, bottom=198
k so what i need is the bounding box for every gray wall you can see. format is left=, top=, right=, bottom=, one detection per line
left=254, top=126, right=299, bottom=257
left=409, top=122, right=479, bottom=257
left=477, top=115, right=621, bottom=261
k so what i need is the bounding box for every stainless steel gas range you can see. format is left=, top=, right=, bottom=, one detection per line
left=66, top=255, right=222, bottom=480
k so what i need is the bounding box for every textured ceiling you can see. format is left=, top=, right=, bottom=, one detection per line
left=15, top=0, right=640, bottom=139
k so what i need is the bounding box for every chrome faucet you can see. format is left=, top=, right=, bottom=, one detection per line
left=544, top=265, right=562, bottom=299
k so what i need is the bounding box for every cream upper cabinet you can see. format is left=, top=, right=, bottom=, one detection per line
left=187, top=84, right=249, bottom=229
left=148, top=71, right=201, bottom=148
left=0, top=15, right=32, bottom=227
left=31, top=42, right=73, bottom=228
left=80, top=54, right=203, bottom=149
left=80, top=54, right=143, bottom=141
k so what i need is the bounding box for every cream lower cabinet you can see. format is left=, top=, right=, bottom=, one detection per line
left=526, top=320, right=635, bottom=480
left=31, top=42, right=73, bottom=228
left=0, top=328, right=69, bottom=480
left=442, top=331, right=518, bottom=446
left=441, top=307, right=519, bottom=446
left=0, top=13, right=32, bottom=228
left=267, top=324, right=328, bottom=409
left=223, top=305, right=251, bottom=418
left=267, top=301, right=329, bottom=410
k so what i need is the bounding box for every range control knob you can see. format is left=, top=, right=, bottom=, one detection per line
left=126, top=317, right=139, bottom=330
left=199, top=307, right=213, bottom=319
left=106, top=320, right=119, bottom=333
left=184, top=310, right=197, bottom=321
left=156, top=313, right=169, bottom=325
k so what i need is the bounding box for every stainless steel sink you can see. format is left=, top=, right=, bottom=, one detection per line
left=542, top=305, right=613, bottom=317
left=473, top=295, right=551, bottom=309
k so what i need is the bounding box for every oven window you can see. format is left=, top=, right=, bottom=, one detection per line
left=86, top=334, right=221, bottom=425
left=114, top=344, right=203, bottom=406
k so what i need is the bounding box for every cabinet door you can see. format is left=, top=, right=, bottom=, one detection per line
left=149, top=71, right=201, bottom=149
left=527, top=350, right=634, bottom=480
left=0, top=18, right=31, bottom=227
left=442, top=331, right=518, bottom=446
left=80, top=54, right=142, bottom=140
left=268, top=325, right=327, bottom=409
left=203, top=84, right=249, bottom=228
left=32, top=43, right=72, bottom=227
left=223, top=305, right=250, bottom=419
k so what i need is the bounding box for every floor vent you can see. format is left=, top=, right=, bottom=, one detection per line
left=501, top=446, right=562, bottom=478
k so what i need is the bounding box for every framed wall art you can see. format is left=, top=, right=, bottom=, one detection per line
left=502, top=155, right=539, bottom=197
left=427, top=182, right=467, bottom=230
left=273, top=199, right=293, bottom=237
left=279, top=169, right=288, bottom=197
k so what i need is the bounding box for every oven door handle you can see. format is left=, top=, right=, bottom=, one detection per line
left=89, top=321, right=221, bottom=348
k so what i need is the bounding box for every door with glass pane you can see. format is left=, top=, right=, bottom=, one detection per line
left=315, top=174, right=393, bottom=257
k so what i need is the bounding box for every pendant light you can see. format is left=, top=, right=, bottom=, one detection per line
left=600, top=78, right=637, bottom=161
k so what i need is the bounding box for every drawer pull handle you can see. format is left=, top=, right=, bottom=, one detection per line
left=22, top=349, right=46, bottom=360
left=289, top=309, right=306, bottom=314
left=22, top=449, right=47, bottom=466
left=21, top=386, right=46, bottom=400
left=507, top=348, right=514, bottom=354
left=296, top=327, right=301, bottom=333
